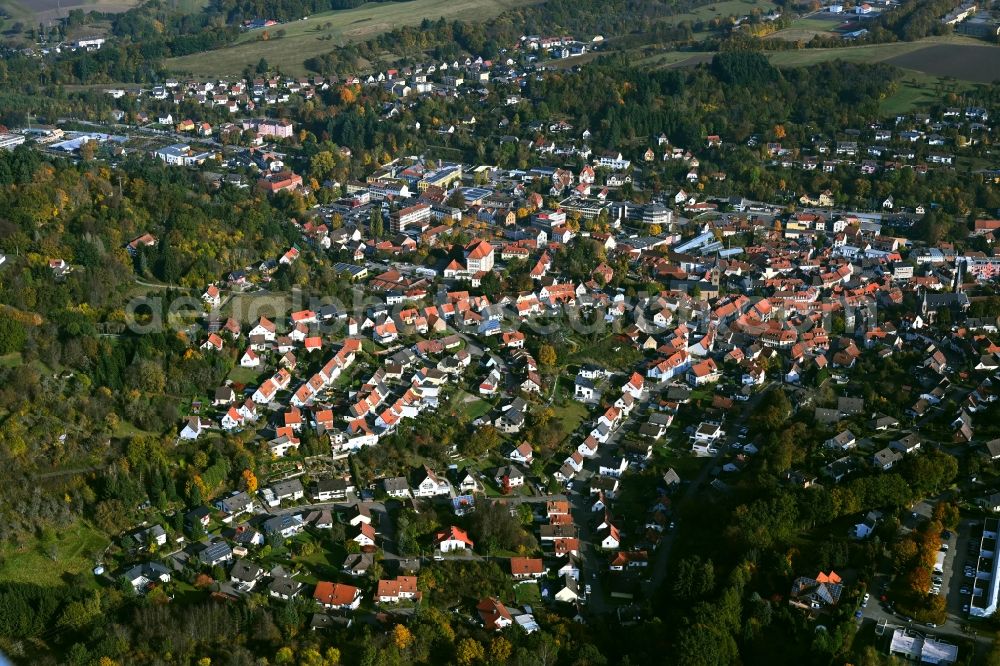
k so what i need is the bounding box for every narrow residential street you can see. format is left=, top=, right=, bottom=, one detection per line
left=645, top=381, right=775, bottom=595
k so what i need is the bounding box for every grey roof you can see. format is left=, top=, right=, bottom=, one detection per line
left=496, top=465, right=525, bottom=480
left=837, top=397, right=865, bottom=414
left=648, top=412, right=673, bottom=426
left=986, top=439, right=1000, bottom=459
left=217, top=491, right=253, bottom=513
left=198, top=539, right=232, bottom=564
left=342, top=552, right=374, bottom=572
left=134, top=524, right=166, bottom=543
left=874, top=447, right=903, bottom=466
left=662, top=468, right=681, bottom=487
left=270, top=478, right=304, bottom=497
left=215, top=386, right=235, bottom=401
left=230, top=558, right=264, bottom=582
left=383, top=476, right=410, bottom=492
left=268, top=575, right=302, bottom=597
left=315, top=477, right=350, bottom=493
left=560, top=574, right=580, bottom=595
left=122, top=561, right=171, bottom=582
left=262, top=514, right=303, bottom=534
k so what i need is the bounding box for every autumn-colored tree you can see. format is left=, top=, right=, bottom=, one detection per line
left=905, top=565, right=931, bottom=597
left=649, top=223, right=662, bottom=236
left=194, top=573, right=214, bottom=589
left=932, top=502, right=960, bottom=530
left=489, top=636, right=512, bottom=664
left=393, top=623, right=414, bottom=650
left=339, top=86, right=357, bottom=104
left=773, top=124, right=786, bottom=140
left=274, top=647, right=294, bottom=664
left=241, top=468, right=258, bottom=493
left=538, top=344, right=557, bottom=367
left=456, top=638, right=485, bottom=666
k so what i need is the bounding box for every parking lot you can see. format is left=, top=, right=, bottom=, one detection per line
left=952, top=519, right=979, bottom=618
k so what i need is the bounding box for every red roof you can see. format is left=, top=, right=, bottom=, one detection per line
left=476, top=597, right=512, bottom=630
left=466, top=240, right=494, bottom=260
left=434, top=526, right=474, bottom=548
left=510, top=557, right=544, bottom=576
left=376, top=575, right=418, bottom=599
left=313, top=582, right=359, bottom=607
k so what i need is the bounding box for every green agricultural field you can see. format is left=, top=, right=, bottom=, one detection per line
left=0, top=0, right=138, bottom=23
left=637, top=50, right=713, bottom=68
left=659, top=0, right=778, bottom=26
left=767, top=16, right=844, bottom=42
left=640, top=33, right=999, bottom=77
left=0, top=521, right=109, bottom=586
left=765, top=34, right=990, bottom=68
left=167, top=0, right=540, bottom=77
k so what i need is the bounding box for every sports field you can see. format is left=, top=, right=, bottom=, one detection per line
left=167, top=0, right=539, bottom=76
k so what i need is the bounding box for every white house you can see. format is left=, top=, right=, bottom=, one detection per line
left=414, top=466, right=451, bottom=497
left=434, top=526, right=474, bottom=552
left=240, top=348, right=261, bottom=368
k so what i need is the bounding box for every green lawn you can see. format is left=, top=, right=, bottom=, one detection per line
left=880, top=71, right=975, bottom=115
left=567, top=334, right=641, bottom=371
left=453, top=391, right=493, bottom=422
left=790, top=17, right=844, bottom=30
left=0, top=521, right=109, bottom=586
left=513, top=581, right=542, bottom=605
left=0, top=352, right=23, bottom=368
left=223, top=292, right=292, bottom=325
left=653, top=445, right=704, bottom=479
left=112, top=419, right=162, bottom=438
left=170, top=579, right=205, bottom=605
left=228, top=365, right=263, bottom=386
left=551, top=398, right=589, bottom=439
left=288, top=539, right=348, bottom=584
left=166, top=0, right=540, bottom=76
